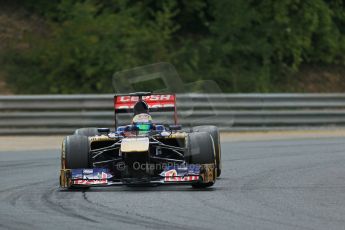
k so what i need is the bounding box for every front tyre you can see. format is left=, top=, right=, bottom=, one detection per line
left=193, top=126, right=221, bottom=177
left=187, top=132, right=216, bottom=188
left=65, top=135, right=90, bottom=169
left=61, top=135, right=91, bottom=189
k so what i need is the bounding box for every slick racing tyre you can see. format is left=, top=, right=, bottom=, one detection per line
left=187, top=132, right=216, bottom=188
left=63, top=135, right=91, bottom=189
left=193, top=126, right=221, bottom=177
left=74, top=127, right=99, bottom=137
left=64, top=135, right=90, bottom=169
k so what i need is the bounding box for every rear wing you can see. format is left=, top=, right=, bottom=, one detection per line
left=113, top=92, right=177, bottom=127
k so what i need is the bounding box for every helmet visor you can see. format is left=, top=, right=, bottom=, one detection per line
left=135, top=123, right=152, bottom=132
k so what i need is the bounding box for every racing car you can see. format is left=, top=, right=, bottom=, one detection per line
left=60, top=92, right=221, bottom=189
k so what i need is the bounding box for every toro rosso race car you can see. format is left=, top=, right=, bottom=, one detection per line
left=60, top=92, right=221, bottom=189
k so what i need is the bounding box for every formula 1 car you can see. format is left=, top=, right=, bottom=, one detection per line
left=60, top=92, right=221, bottom=189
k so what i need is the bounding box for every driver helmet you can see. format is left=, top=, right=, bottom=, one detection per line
left=132, top=114, right=153, bottom=132
left=132, top=101, right=152, bottom=132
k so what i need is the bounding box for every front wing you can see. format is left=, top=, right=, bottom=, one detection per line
left=60, top=164, right=215, bottom=188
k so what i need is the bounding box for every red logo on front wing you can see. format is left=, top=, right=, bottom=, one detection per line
left=163, top=170, right=199, bottom=182
left=165, top=175, right=199, bottom=182
left=73, top=172, right=108, bottom=185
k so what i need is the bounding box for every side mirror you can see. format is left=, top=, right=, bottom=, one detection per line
left=169, top=125, right=182, bottom=131
left=98, top=128, right=110, bottom=134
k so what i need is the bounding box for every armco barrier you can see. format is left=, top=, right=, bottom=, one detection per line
left=0, top=94, right=345, bottom=134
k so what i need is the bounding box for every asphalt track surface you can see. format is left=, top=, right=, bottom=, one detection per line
left=1, top=137, right=345, bottom=230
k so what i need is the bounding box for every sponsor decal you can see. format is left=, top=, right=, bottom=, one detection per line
left=73, top=173, right=83, bottom=179
left=115, top=94, right=175, bottom=110
left=83, top=169, right=93, bottom=174
left=160, top=164, right=200, bottom=176
left=164, top=175, right=199, bottom=182
left=160, top=164, right=200, bottom=182
left=118, top=95, right=173, bottom=102
left=74, top=172, right=108, bottom=185
left=163, top=169, right=177, bottom=177
left=71, top=168, right=112, bottom=185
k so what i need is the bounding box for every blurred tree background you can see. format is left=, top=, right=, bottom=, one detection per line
left=0, top=0, right=344, bottom=94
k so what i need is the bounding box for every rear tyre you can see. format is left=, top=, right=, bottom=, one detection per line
left=186, top=132, right=216, bottom=188
left=74, top=127, right=99, bottom=137
left=193, top=126, right=221, bottom=177
left=63, top=135, right=91, bottom=189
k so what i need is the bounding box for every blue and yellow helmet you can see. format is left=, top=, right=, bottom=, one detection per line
left=132, top=113, right=153, bottom=133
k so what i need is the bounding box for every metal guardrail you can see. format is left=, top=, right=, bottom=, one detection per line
left=0, top=94, right=345, bottom=134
